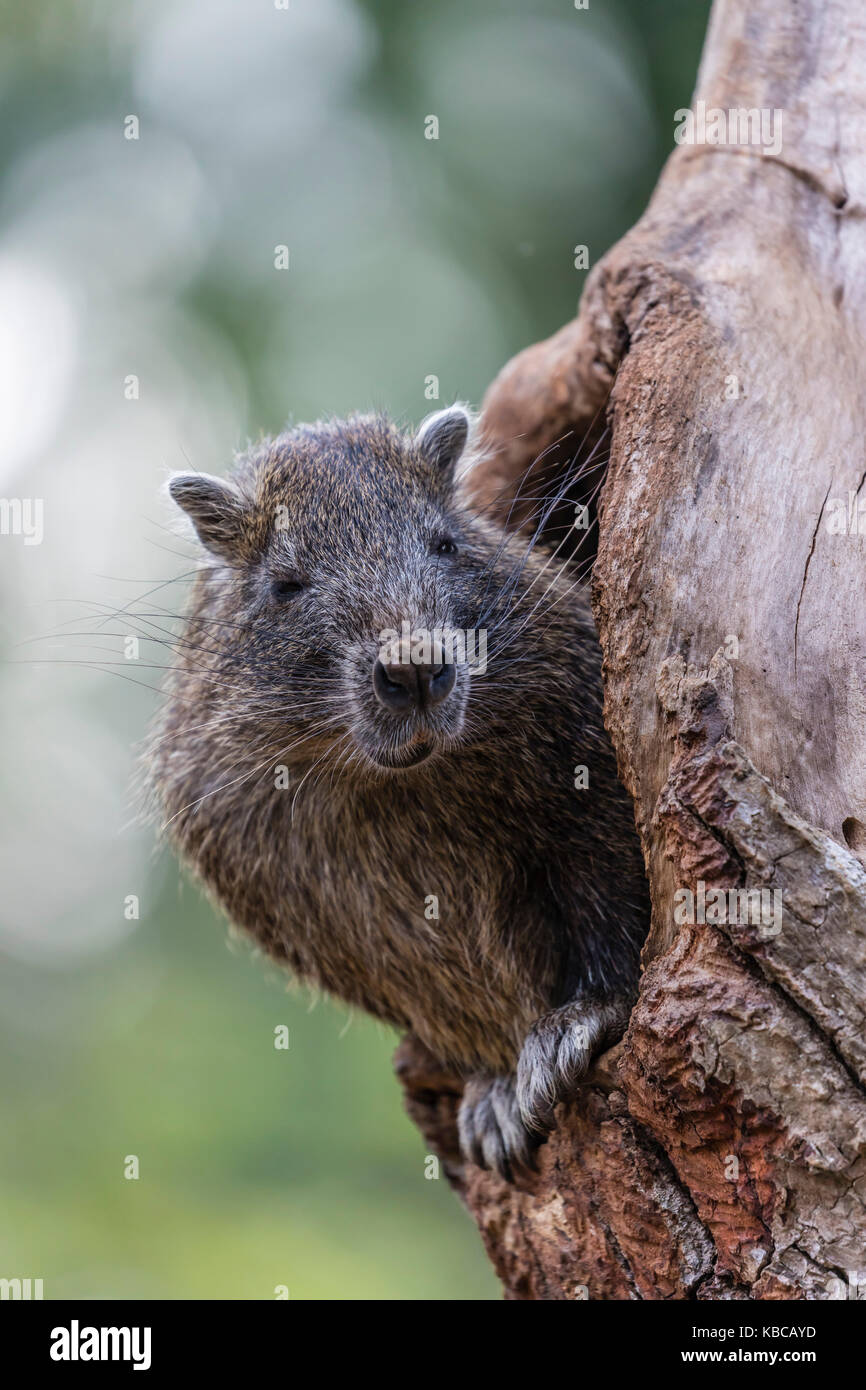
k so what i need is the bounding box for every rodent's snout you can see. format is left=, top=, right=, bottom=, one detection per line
left=372, top=656, right=456, bottom=714
left=349, top=627, right=469, bottom=771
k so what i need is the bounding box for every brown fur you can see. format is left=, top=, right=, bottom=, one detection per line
left=149, top=409, right=649, bottom=1175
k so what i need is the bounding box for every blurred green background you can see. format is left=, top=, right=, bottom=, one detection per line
left=0, top=0, right=709, bottom=1299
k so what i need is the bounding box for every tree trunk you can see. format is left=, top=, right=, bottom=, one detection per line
left=395, top=0, right=866, bottom=1300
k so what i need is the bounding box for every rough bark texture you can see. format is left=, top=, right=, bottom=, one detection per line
left=395, top=0, right=866, bottom=1299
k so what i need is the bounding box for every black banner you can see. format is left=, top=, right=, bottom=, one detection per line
left=3, top=1297, right=860, bottom=1374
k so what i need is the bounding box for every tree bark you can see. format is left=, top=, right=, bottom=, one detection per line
left=395, top=0, right=866, bottom=1300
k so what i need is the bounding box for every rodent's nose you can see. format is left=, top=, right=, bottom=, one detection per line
left=373, top=657, right=456, bottom=713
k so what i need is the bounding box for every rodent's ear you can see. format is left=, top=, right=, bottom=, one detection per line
left=167, top=472, right=247, bottom=561
left=415, top=405, right=471, bottom=475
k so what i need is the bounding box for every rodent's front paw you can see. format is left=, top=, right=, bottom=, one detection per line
left=457, top=1074, right=537, bottom=1182
left=516, top=996, right=630, bottom=1135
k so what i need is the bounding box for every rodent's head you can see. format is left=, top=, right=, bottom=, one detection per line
left=168, top=407, right=508, bottom=773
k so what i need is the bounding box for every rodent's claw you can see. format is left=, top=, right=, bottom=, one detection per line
left=457, top=1074, right=537, bottom=1182
left=457, top=997, right=633, bottom=1180
left=516, top=996, right=630, bottom=1135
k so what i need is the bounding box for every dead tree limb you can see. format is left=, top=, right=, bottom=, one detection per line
left=396, top=0, right=866, bottom=1300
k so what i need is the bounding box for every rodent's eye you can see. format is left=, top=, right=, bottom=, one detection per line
left=431, top=536, right=458, bottom=557
left=270, top=577, right=306, bottom=600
